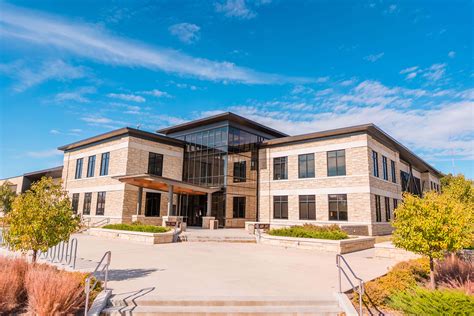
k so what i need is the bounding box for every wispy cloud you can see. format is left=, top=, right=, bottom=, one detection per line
left=26, top=149, right=63, bottom=158
left=400, top=64, right=447, bottom=82
left=0, top=4, right=306, bottom=84
left=107, top=93, right=146, bottom=102
left=49, top=128, right=83, bottom=136
left=448, top=51, right=456, bottom=58
left=142, top=89, right=171, bottom=98
left=215, top=0, right=256, bottom=19
left=55, top=86, right=96, bottom=103
left=169, top=23, right=200, bottom=44
left=364, top=52, right=384, bottom=62
left=0, top=59, right=86, bottom=92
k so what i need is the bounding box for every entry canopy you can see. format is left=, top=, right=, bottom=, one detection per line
left=114, top=174, right=221, bottom=195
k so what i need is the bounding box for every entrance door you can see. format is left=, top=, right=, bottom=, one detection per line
left=179, top=195, right=206, bottom=226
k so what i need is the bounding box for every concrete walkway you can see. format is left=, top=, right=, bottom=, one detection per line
left=71, top=231, right=401, bottom=300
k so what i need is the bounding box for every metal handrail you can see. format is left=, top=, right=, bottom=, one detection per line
left=92, top=218, right=110, bottom=228
left=336, top=254, right=364, bottom=316
left=84, top=251, right=111, bottom=315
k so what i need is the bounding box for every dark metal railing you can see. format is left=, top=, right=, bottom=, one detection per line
left=84, top=251, right=111, bottom=315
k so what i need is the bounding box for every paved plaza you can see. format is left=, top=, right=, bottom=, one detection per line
left=71, top=230, right=401, bottom=301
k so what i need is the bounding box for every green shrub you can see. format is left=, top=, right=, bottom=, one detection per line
left=268, top=224, right=348, bottom=240
left=102, top=223, right=170, bottom=233
left=389, top=287, right=474, bottom=315
left=354, top=258, right=430, bottom=308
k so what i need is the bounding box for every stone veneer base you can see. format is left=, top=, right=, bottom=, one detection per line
left=374, top=242, right=421, bottom=260
left=87, top=227, right=177, bottom=244
left=256, top=233, right=375, bottom=254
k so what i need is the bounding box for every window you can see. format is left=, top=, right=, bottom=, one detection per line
left=233, top=161, right=247, bottom=183
left=96, top=192, right=106, bottom=215
left=273, top=196, right=288, bottom=219
left=233, top=196, right=246, bottom=218
left=83, top=192, right=92, bottom=215
left=393, top=198, right=398, bottom=218
left=100, top=152, right=110, bottom=176
left=299, top=195, right=316, bottom=220
left=75, top=158, right=83, bottom=179
left=72, top=193, right=79, bottom=214
left=298, top=153, right=315, bottom=178
left=145, top=192, right=161, bottom=217
left=273, top=157, right=288, bottom=180
left=372, top=151, right=379, bottom=177
left=328, top=194, right=348, bottom=221
left=382, top=156, right=388, bottom=180
left=391, top=160, right=396, bottom=183
left=87, top=155, right=95, bottom=177
left=375, top=195, right=382, bottom=222
left=385, top=197, right=391, bottom=221
left=327, top=150, right=346, bottom=176
left=148, top=152, right=163, bottom=176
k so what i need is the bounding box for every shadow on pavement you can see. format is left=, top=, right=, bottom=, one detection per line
left=108, top=268, right=162, bottom=281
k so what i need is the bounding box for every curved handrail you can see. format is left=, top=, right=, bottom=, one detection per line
left=84, top=251, right=111, bottom=315
left=336, top=254, right=364, bottom=316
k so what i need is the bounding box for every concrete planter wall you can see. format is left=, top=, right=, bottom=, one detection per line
left=256, top=233, right=375, bottom=254
left=374, top=242, right=422, bottom=260
left=87, top=227, right=177, bottom=244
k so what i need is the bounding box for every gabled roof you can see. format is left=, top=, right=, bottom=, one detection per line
left=58, top=127, right=185, bottom=152
left=156, top=112, right=288, bottom=138
left=262, top=123, right=442, bottom=176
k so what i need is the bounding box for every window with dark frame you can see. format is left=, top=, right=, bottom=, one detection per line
left=385, top=196, right=391, bottom=221
left=299, top=195, right=316, bottom=220
left=87, top=155, right=95, bottom=177
left=148, top=152, right=164, bottom=176
left=96, top=191, right=106, bottom=215
left=382, top=156, right=388, bottom=180
left=328, top=194, right=348, bottom=221
left=391, top=160, right=396, bottom=183
left=273, top=196, right=288, bottom=219
left=100, top=152, right=110, bottom=176
left=375, top=195, right=382, bottom=222
left=393, top=198, right=398, bottom=218
left=372, top=151, right=379, bottom=177
left=273, top=157, right=288, bottom=180
left=145, top=192, right=161, bottom=217
left=72, top=193, right=79, bottom=214
left=327, top=150, right=346, bottom=176
left=233, top=196, right=246, bottom=218
left=298, top=153, right=315, bottom=178
left=233, top=161, right=247, bottom=183
left=75, top=158, right=83, bottom=179
left=83, top=192, right=92, bottom=215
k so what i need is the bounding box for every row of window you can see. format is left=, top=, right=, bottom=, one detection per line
left=75, top=152, right=110, bottom=179
left=272, top=194, right=348, bottom=221
left=430, top=181, right=440, bottom=192
left=374, top=195, right=398, bottom=222
left=372, top=151, right=397, bottom=183
left=71, top=192, right=106, bottom=215
left=273, top=150, right=346, bottom=181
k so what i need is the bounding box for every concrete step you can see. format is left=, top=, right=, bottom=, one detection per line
left=102, top=304, right=342, bottom=315
left=178, top=235, right=256, bottom=243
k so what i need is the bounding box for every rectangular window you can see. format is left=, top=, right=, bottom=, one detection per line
left=72, top=193, right=79, bottom=214
left=372, top=151, right=379, bottom=177
left=233, top=161, right=247, bottom=183
left=393, top=198, right=398, bottom=218
left=385, top=197, right=391, bottom=221
left=75, top=158, right=83, bottom=179
left=375, top=195, right=382, bottom=222
left=87, top=155, right=95, bottom=178
left=328, top=194, right=348, bottom=221
left=391, top=160, right=396, bottom=183
left=327, top=150, right=346, bottom=176
left=273, top=196, right=288, bottom=219
left=298, top=153, right=315, bottom=178
left=100, top=152, right=110, bottom=176
left=233, top=196, right=246, bottom=218
left=83, top=192, right=92, bottom=215
left=299, top=195, right=316, bottom=220
left=96, top=192, right=106, bottom=215
left=148, top=152, right=163, bottom=176
left=273, top=157, right=288, bottom=180
left=145, top=192, right=161, bottom=217
left=382, top=156, right=388, bottom=180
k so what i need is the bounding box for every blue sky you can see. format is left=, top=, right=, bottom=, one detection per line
left=0, top=0, right=473, bottom=179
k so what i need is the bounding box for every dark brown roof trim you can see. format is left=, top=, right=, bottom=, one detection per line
left=262, top=123, right=442, bottom=176
left=23, top=165, right=63, bottom=177
left=58, top=127, right=185, bottom=152
left=156, top=112, right=288, bottom=138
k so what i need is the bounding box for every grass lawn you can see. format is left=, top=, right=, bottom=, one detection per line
left=268, top=224, right=348, bottom=240
left=102, top=223, right=170, bottom=233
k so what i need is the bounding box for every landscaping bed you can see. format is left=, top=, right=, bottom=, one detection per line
left=89, top=223, right=177, bottom=244
left=268, top=224, right=349, bottom=240
left=103, top=223, right=170, bottom=233
left=0, top=256, right=101, bottom=315
left=350, top=255, right=474, bottom=315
